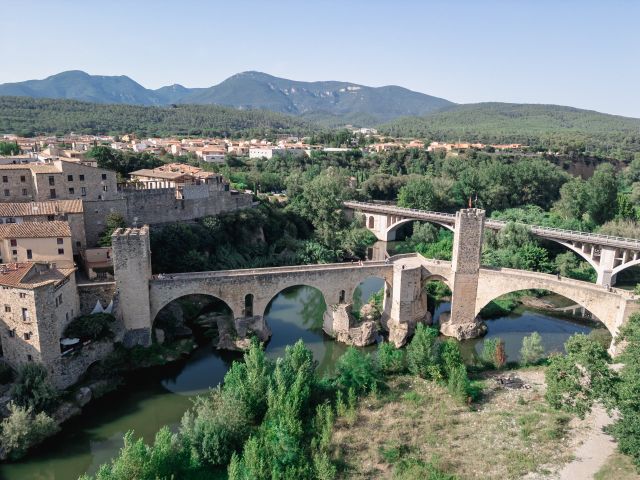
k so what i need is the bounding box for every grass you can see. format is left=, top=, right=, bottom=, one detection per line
left=595, top=453, right=640, bottom=480
left=331, top=369, right=578, bottom=479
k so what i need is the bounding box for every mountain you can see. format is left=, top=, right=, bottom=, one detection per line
left=0, top=70, right=169, bottom=105
left=380, top=102, right=640, bottom=158
left=179, top=71, right=454, bottom=122
left=0, top=70, right=454, bottom=123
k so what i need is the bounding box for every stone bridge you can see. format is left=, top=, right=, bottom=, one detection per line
left=345, top=200, right=640, bottom=286
left=110, top=208, right=639, bottom=353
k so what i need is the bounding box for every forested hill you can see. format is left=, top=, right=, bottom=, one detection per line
left=0, top=96, right=317, bottom=138
left=380, top=103, right=640, bottom=159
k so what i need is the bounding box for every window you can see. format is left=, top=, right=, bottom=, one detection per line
left=27, top=354, right=32, bottom=362
left=23, top=332, right=31, bottom=340
left=76, top=241, right=81, bottom=247
left=79, top=174, right=85, bottom=181
left=26, top=249, right=32, bottom=259
left=4, top=305, right=10, bottom=313
left=8, top=329, right=15, bottom=338
left=22, top=188, right=27, bottom=196
left=12, top=249, right=17, bottom=256
left=55, top=294, right=63, bottom=307
left=101, top=173, right=107, bottom=180
left=19, top=293, right=26, bottom=299
left=58, top=248, right=64, bottom=255
left=20, top=175, right=25, bottom=182
left=48, top=176, right=55, bottom=186
left=10, top=239, right=16, bottom=247
left=2, top=176, right=7, bottom=183
left=21, top=308, right=29, bottom=321
left=57, top=238, right=63, bottom=244
left=3, top=189, right=9, bottom=197
left=6, top=217, right=15, bottom=223
left=50, top=188, right=56, bottom=198
left=47, top=215, right=55, bottom=221
left=102, top=185, right=108, bottom=192
left=68, top=187, right=75, bottom=194
left=81, top=187, right=87, bottom=196
left=67, top=175, right=73, bottom=181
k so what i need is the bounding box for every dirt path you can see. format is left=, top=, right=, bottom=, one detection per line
left=559, top=405, right=617, bottom=480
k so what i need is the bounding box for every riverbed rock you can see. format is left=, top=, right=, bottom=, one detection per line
left=324, top=304, right=378, bottom=347
left=360, top=303, right=381, bottom=322
left=75, top=387, right=92, bottom=407
left=439, top=312, right=487, bottom=340
left=52, top=401, right=81, bottom=424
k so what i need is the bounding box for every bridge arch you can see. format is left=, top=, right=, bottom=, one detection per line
left=261, top=284, right=328, bottom=332
left=149, top=287, right=241, bottom=328
left=350, top=275, right=392, bottom=318
left=385, top=218, right=454, bottom=241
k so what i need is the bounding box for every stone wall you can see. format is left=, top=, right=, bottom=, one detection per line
left=83, top=187, right=252, bottom=247
left=53, top=340, right=113, bottom=389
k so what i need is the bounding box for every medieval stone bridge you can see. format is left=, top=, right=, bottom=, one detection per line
left=110, top=208, right=639, bottom=353
left=345, top=200, right=640, bottom=286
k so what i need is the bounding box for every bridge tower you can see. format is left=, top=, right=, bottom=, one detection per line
left=112, top=226, right=153, bottom=346
left=440, top=209, right=487, bottom=340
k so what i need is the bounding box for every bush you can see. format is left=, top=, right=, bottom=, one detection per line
left=481, top=338, right=506, bottom=369
left=440, top=339, right=464, bottom=378
left=610, top=410, right=640, bottom=468
left=335, top=346, right=378, bottom=394
left=407, top=324, right=441, bottom=379
left=11, top=363, right=58, bottom=412
left=520, top=332, right=545, bottom=365
left=447, top=364, right=471, bottom=403
left=180, top=389, right=251, bottom=466
left=64, top=313, right=115, bottom=341
left=0, top=403, right=59, bottom=460
left=377, top=342, right=405, bottom=375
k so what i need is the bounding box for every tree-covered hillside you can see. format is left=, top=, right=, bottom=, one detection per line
left=381, top=103, right=640, bottom=160
left=0, top=96, right=317, bottom=138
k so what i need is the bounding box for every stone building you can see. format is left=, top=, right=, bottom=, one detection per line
left=0, top=159, right=118, bottom=203
left=0, top=262, right=79, bottom=383
left=0, top=221, right=73, bottom=266
left=0, top=199, right=86, bottom=254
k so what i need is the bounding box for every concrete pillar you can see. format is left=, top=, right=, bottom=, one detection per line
left=111, top=226, right=152, bottom=346
left=440, top=209, right=488, bottom=340
left=387, top=263, right=430, bottom=347
left=597, top=246, right=617, bottom=286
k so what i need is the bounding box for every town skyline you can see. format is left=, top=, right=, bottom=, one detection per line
left=1, top=0, right=639, bottom=117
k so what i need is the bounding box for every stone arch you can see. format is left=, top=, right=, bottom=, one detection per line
left=261, top=284, right=328, bottom=318
left=150, top=291, right=238, bottom=328
left=350, top=275, right=392, bottom=318
left=474, top=270, right=620, bottom=334
left=423, top=273, right=452, bottom=291
left=385, top=218, right=455, bottom=242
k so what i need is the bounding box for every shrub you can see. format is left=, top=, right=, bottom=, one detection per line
left=407, top=324, right=441, bottom=380
left=180, top=389, right=250, bottom=466
left=440, top=339, right=464, bottom=378
left=0, top=403, right=59, bottom=460
left=447, top=364, right=471, bottom=403
left=481, top=338, right=506, bottom=369
left=11, top=363, right=58, bottom=412
left=520, top=332, right=545, bottom=365
left=64, top=313, right=115, bottom=341
left=335, top=346, right=378, bottom=394
left=610, top=410, right=640, bottom=468
left=377, top=342, right=405, bottom=375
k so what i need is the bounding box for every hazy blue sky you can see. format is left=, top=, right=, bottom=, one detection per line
left=2, top=0, right=639, bottom=116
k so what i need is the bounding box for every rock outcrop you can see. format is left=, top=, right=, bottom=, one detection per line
left=323, top=304, right=378, bottom=347
left=439, top=312, right=487, bottom=340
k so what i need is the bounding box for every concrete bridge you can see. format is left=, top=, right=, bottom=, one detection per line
left=109, top=209, right=639, bottom=353
left=345, top=200, right=640, bottom=286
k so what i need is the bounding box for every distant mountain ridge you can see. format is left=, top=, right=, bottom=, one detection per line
left=0, top=70, right=454, bottom=123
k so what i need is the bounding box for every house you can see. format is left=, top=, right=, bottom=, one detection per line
left=129, top=163, right=224, bottom=189
left=0, top=221, right=73, bottom=266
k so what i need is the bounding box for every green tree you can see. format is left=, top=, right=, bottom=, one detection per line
left=11, top=363, right=58, bottom=413
left=99, top=212, right=127, bottom=247
left=0, top=403, right=58, bottom=460
left=520, top=332, right=545, bottom=365
left=334, top=347, right=378, bottom=394
left=406, top=324, right=441, bottom=379
left=376, top=342, right=405, bottom=374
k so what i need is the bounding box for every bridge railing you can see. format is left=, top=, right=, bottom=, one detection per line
left=346, top=201, right=640, bottom=250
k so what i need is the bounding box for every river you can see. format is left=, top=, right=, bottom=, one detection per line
left=0, top=278, right=608, bottom=480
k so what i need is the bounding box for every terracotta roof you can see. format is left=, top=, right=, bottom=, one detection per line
left=130, top=169, right=186, bottom=180
left=0, top=200, right=83, bottom=217
left=0, top=221, right=71, bottom=239
left=0, top=262, right=75, bottom=288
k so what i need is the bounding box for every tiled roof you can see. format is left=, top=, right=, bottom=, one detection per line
left=130, top=169, right=186, bottom=180
left=0, top=221, right=71, bottom=238
left=0, top=164, right=61, bottom=173
left=0, top=262, right=75, bottom=288
left=0, top=200, right=83, bottom=217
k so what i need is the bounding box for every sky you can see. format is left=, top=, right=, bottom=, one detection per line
left=1, top=0, right=639, bottom=117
